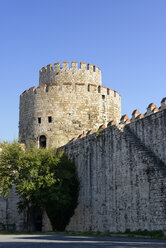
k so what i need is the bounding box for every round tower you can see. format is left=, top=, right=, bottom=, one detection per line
left=19, top=61, right=121, bottom=148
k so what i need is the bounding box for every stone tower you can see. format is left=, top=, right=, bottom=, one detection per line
left=19, top=61, right=121, bottom=148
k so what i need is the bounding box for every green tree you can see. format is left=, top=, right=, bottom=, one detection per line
left=0, top=142, right=79, bottom=231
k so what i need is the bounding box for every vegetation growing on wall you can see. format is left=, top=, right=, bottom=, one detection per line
left=0, top=142, right=79, bottom=231
left=96, top=127, right=105, bottom=137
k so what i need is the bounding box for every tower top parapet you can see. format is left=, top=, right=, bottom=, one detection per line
left=39, top=61, right=102, bottom=86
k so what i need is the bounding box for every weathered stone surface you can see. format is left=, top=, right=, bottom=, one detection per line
left=19, top=61, right=121, bottom=148
left=0, top=187, right=25, bottom=231
left=1, top=61, right=166, bottom=233
left=39, top=62, right=102, bottom=86
left=64, top=109, right=166, bottom=232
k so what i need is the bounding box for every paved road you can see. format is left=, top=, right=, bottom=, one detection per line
left=0, top=234, right=166, bottom=248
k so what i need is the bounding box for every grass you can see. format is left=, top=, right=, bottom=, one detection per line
left=65, top=229, right=165, bottom=239
left=123, top=229, right=164, bottom=239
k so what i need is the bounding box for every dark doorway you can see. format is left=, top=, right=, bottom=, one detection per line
left=39, top=135, right=46, bottom=148
left=28, top=207, right=42, bottom=232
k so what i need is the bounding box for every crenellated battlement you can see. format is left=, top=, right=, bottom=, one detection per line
left=20, top=82, right=121, bottom=102
left=40, top=61, right=101, bottom=73
left=68, top=96, right=166, bottom=144
left=39, top=61, right=102, bottom=86
left=119, top=97, right=166, bottom=124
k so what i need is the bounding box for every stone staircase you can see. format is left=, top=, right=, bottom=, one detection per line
left=123, top=125, right=166, bottom=172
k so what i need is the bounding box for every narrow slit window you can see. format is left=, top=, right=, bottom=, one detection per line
left=48, top=116, right=52, bottom=123
left=38, top=117, right=41, bottom=124
left=88, top=114, right=91, bottom=120
left=102, top=95, right=105, bottom=100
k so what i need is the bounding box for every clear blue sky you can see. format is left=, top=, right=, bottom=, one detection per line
left=0, top=0, right=166, bottom=142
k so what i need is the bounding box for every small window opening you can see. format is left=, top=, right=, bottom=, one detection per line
left=88, top=114, right=91, bottom=120
left=114, top=91, right=116, bottom=97
left=107, top=89, right=110, bottom=95
left=102, top=95, right=105, bottom=100
left=38, top=117, right=41, bottom=124
left=48, top=116, right=52, bottom=123
left=39, top=135, right=46, bottom=148
left=88, top=85, right=90, bottom=92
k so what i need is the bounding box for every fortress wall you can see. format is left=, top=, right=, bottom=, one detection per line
left=0, top=187, right=25, bottom=231
left=19, top=87, right=36, bottom=145
left=3, top=110, right=166, bottom=232
left=39, top=62, right=102, bottom=86
left=64, top=114, right=166, bottom=232
left=128, top=109, right=166, bottom=164
left=19, top=84, right=121, bottom=148
left=0, top=197, right=6, bottom=226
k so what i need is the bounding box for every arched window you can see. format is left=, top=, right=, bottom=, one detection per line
left=39, top=135, right=46, bottom=148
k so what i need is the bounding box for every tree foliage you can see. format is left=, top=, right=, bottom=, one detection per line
left=0, top=142, right=79, bottom=231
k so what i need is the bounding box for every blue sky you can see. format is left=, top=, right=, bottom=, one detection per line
left=0, top=0, right=166, bottom=142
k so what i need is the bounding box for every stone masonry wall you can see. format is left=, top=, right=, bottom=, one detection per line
left=39, top=62, right=102, bottom=86
left=64, top=109, right=166, bottom=232
left=3, top=109, right=166, bottom=232
left=19, top=88, right=36, bottom=145
left=0, top=187, right=25, bottom=231
left=128, top=111, right=166, bottom=164
left=17, top=61, right=166, bottom=232
left=19, top=65, right=121, bottom=148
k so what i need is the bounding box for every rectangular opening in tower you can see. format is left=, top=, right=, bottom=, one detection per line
left=48, top=116, right=52, bottom=123
left=38, top=117, right=41, bottom=124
